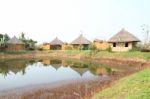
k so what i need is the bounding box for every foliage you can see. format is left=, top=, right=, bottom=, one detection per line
left=19, top=32, right=37, bottom=50
left=89, top=44, right=99, bottom=57
left=89, top=44, right=97, bottom=51
left=0, top=33, right=10, bottom=51
left=37, top=47, right=43, bottom=51
left=106, top=46, right=112, bottom=52
left=94, top=68, right=150, bottom=99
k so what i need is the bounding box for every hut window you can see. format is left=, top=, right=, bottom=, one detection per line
left=125, top=43, right=128, bottom=47
left=113, top=43, right=116, bottom=47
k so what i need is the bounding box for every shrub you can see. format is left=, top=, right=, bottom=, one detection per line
left=37, top=47, right=43, bottom=51
left=106, top=46, right=112, bottom=52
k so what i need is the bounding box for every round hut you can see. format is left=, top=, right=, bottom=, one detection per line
left=70, top=34, right=91, bottom=50
left=6, top=36, right=25, bottom=51
left=50, top=37, right=64, bottom=50
left=108, top=28, right=140, bottom=52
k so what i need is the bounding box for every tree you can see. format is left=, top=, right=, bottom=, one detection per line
left=19, top=32, right=37, bottom=50
left=0, top=33, right=10, bottom=50
left=141, top=24, right=150, bottom=50
left=4, top=34, right=10, bottom=42
left=19, top=32, right=26, bottom=40
left=141, top=24, right=150, bottom=44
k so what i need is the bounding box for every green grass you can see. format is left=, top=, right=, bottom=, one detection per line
left=64, top=50, right=150, bottom=60
left=94, top=68, right=150, bottom=99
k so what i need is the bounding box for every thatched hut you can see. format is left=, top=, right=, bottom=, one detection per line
left=50, top=37, right=64, bottom=50
left=70, top=34, right=91, bottom=50
left=6, top=36, right=25, bottom=51
left=108, top=29, right=140, bottom=52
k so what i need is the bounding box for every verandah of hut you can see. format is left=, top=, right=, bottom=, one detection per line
left=50, top=37, right=64, bottom=50
left=70, top=34, right=91, bottom=50
left=6, top=36, right=25, bottom=51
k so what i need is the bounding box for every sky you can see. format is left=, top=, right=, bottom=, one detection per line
left=0, top=0, right=150, bottom=44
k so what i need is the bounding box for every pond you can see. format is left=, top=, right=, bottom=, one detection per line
left=0, top=58, right=116, bottom=91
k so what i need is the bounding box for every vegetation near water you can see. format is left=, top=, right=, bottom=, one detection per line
left=94, top=68, right=150, bottom=99
left=64, top=50, right=150, bottom=60
left=0, top=50, right=150, bottom=60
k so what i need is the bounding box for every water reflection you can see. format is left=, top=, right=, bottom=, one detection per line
left=0, top=59, right=114, bottom=91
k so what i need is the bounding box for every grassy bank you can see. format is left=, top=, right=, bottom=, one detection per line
left=0, top=50, right=150, bottom=61
left=94, top=68, right=150, bottom=99
left=64, top=50, right=150, bottom=60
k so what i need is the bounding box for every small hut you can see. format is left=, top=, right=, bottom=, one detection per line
left=108, top=29, right=140, bottom=52
left=70, top=34, right=91, bottom=50
left=6, top=36, right=25, bottom=51
left=93, top=39, right=110, bottom=50
left=50, top=37, right=64, bottom=50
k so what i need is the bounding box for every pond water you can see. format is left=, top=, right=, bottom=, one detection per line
left=0, top=58, right=115, bottom=91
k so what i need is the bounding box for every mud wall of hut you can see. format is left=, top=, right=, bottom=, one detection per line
left=110, top=42, right=132, bottom=52
left=7, top=44, right=25, bottom=51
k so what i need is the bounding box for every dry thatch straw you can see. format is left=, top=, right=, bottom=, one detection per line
left=108, top=28, right=140, bottom=43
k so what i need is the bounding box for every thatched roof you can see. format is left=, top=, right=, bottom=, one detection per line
left=7, top=36, right=24, bottom=44
left=108, top=29, right=140, bottom=43
left=50, top=37, right=64, bottom=45
left=71, top=34, right=91, bottom=45
left=94, top=39, right=104, bottom=43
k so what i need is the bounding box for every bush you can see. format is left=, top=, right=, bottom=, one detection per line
left=37, top=47, right=43, bottom=51
left=129, top=47, right=140, bottom=52
left=106, top=46, right=112, bottom=52
left=141, top=48, right=150, bottom=52
left=89, top=44, right=97, bottom=51
left=28, top=47, right=35, bottom=51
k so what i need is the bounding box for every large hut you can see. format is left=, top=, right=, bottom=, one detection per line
left=50, top=37, right=64, bottom=50
left=108, top=29, right=140, bottom=52
left=70, top=34, right=91, bottom=50
left=6, top=36, right=25, bottom=51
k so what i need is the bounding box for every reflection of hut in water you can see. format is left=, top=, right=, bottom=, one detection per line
left=6, top=60, right=27, bottom=74
left=96, top=67, right=108, bottom=75
left=61, top=60, right=68, bottom=67
left=65, top=60, right=89, bottom=68
left=50, top=59, right=62, bottom=69
left=71, top=67, right=88, bottom=76
left=90, top=66, right=112, bottom=75
left=28, top=60, right=37, bottom=65
left=50, top=37, right=64, bottom=50
left=42, top=59, right=50, bottom=66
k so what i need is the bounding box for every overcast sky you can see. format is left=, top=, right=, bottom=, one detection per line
left=0, top=0, right=150, bottom=44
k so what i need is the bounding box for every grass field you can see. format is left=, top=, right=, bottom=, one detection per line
left=94, top=68, right=150, bottom=99
left=64, top=50, right=150, bottom=60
